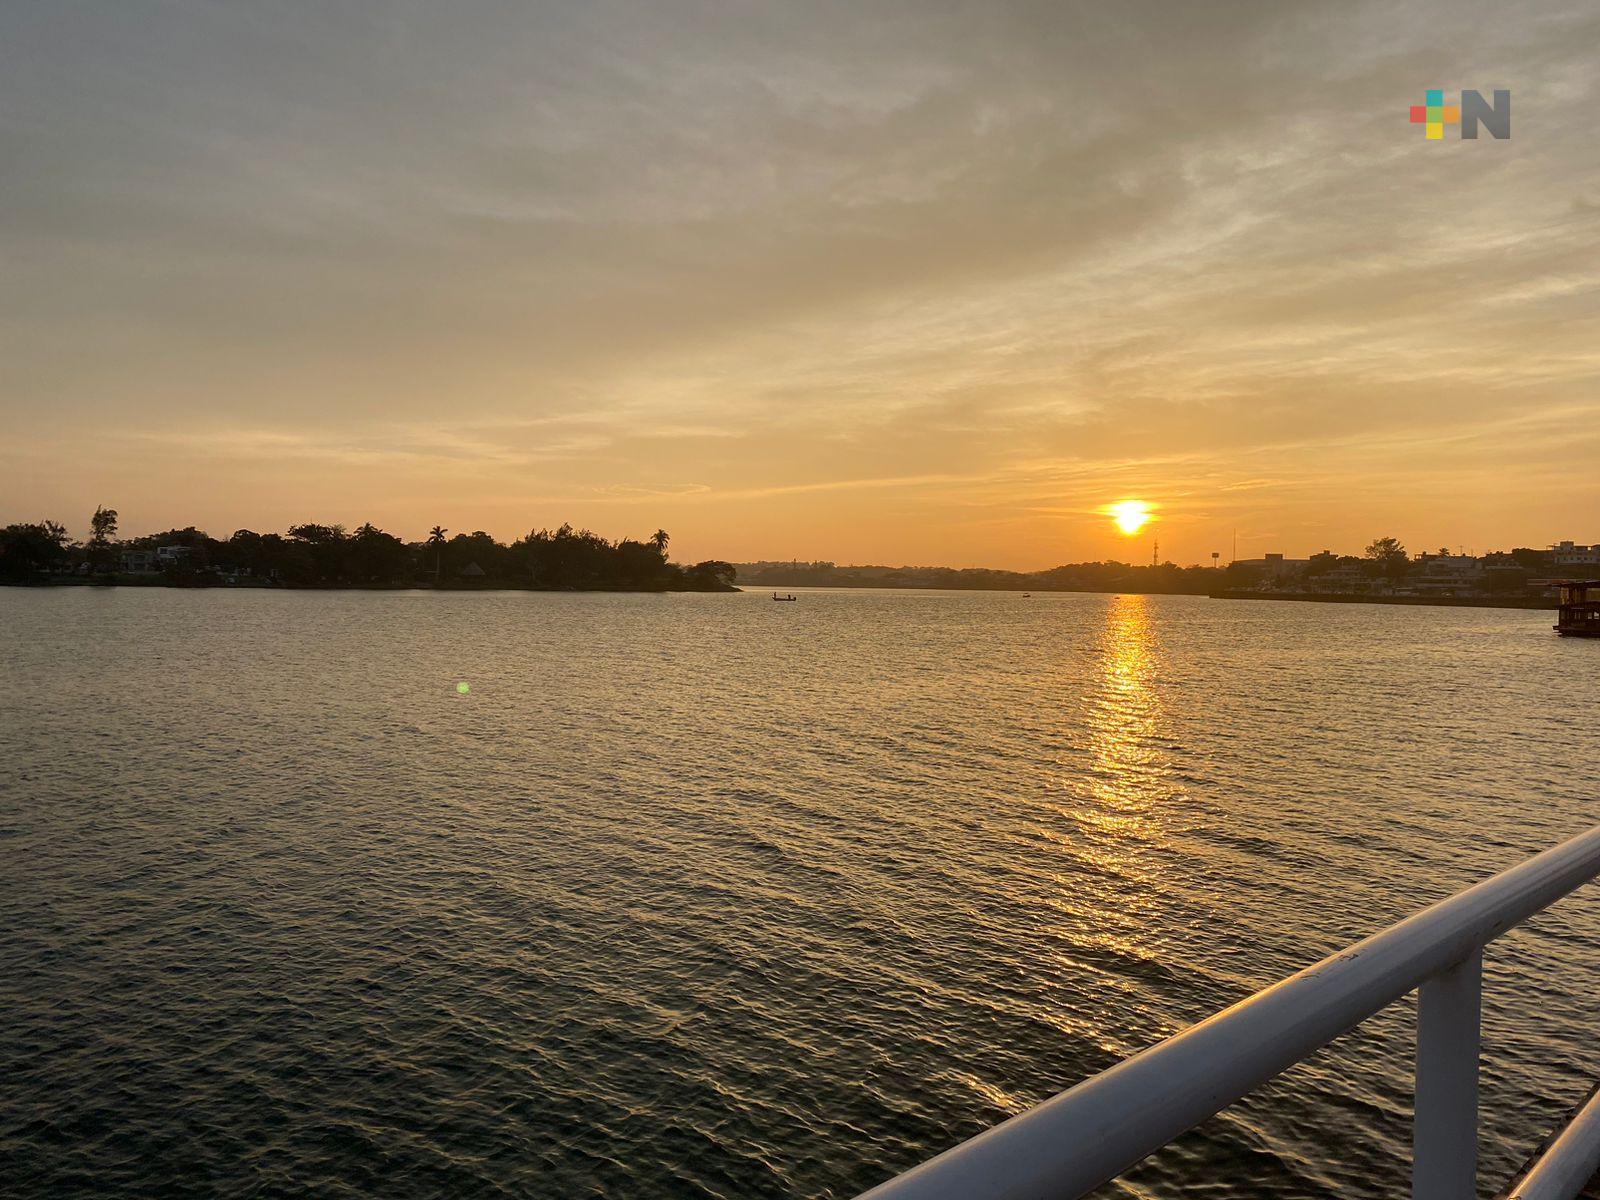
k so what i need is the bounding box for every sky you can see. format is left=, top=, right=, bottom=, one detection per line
left=2, top=0, right=1597, bottom=569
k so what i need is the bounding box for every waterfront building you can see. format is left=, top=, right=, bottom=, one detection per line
left=1411, top=552, right=1484, bottom=596
left=1551, top=541, right=1600, bottom=567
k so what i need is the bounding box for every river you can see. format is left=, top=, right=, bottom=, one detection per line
left=2, top=587, right=1597, bottom=1197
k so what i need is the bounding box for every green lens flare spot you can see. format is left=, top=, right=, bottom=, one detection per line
left=456, top=681, right=470, bottom=695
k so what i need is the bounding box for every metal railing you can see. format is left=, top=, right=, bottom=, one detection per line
left=1501, top=1085, right=1600, bottom=1199
left=858, top=825, right=1600, bottom=1200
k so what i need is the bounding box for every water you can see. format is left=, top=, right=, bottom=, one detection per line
left=2, top=587, right=1598, bottom=1198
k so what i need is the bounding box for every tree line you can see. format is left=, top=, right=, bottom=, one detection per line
left=0, top=507, right=737, bottom=591
left=738, top=536, right=1561, bottom=596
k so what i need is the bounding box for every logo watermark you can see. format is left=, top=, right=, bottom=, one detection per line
left=1410, top=89, right=1510, bottom=140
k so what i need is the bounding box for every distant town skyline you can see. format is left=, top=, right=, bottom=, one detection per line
left=3, top=2, right=1599, bottom=569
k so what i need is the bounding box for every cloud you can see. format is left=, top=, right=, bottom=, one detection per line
left=2, top=0, right=1597, bottom=564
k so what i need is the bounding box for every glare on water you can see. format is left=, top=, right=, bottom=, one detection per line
left=2, top=586, right=1598, bottom=1198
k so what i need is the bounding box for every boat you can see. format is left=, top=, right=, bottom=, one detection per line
left=772, top=592, right=797, bottom=602
left=1554, top=579, right=1600, bottom=637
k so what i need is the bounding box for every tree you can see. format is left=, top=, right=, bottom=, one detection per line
left=287, top=522, right=348, bottom=582
left=348, top=523, right=409, bottom=583
left=651, top=529, right=670, bottom=556
left=615, top=538, right=669, bottom=587
left=86, top=506, right=119, bottom=571
left=428, top=526, right=448, bottom=581
left=1304, top=550, right=1338, bottom=577
left=1364, top=536, right=1410, bottom=581
left=287, top=523, right=344, bottom=543
left=1221, top=561, right=1263, bottom=589
left=0, top=521, right=71, bottom=580
left=224, top=529, right=300, bottom=581
left=683, top=560, right=736, bottom=591
left=445, top=530, right=507, bottom=581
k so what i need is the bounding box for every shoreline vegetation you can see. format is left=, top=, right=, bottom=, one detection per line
left=0, top=510, right=738, bottom=592
left=736, top=534, right=1583, bottom=610
left=2, top=515, right=1584, bottom=610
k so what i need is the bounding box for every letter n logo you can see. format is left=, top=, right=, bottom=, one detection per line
left=1460, top=89, right=1511, bottom=139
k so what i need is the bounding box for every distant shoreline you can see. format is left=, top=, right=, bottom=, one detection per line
left=740, top=579, right=1562, bottom=609
left=1209, top=590, right=1555, bottom=611
left=1, top=579, right=1560, bottom=609
left=0, top=577, right=740, bottom=594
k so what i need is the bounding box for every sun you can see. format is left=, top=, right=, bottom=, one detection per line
left=1108, top=500, right=1152, bottom=536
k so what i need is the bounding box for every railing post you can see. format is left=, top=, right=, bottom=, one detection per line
left=1413, top=948, right=1482, bottom=1200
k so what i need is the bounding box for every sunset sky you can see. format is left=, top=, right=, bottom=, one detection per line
left=3, top=0, right=1597, bottom=568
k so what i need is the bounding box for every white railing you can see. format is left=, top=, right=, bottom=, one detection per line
left=1502, top=1086, right=1600, bottom=1199
left=858, top=825, right=1600, bottom=1200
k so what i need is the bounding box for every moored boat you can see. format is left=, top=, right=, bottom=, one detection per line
left=1554, top=580, right=1600, bottom=637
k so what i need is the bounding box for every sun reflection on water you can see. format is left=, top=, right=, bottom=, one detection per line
left=1043, top=594, right=1176, bottom=1004
left=1087, top=593, right=1163, bottom=816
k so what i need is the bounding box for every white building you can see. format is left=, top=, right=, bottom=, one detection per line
left=1411, top=552, right=1483, bottom=594
left=1551, top=541, right=1600, bottom=567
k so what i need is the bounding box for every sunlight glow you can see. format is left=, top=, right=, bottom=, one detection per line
left=1108, top=500, right=1152, bottom=536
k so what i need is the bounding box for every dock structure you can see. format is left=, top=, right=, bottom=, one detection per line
left=857, top=826, right=1600, bottom=1200
left=1554, top=581, right=1600, bottom=637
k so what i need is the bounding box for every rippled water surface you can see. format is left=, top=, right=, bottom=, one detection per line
left=3, top=587, right=1599, bottom=1198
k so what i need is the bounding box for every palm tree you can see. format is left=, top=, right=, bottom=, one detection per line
left=427, top=526, right=448, bottom=581
left=650, top=529, right=669, bottom=557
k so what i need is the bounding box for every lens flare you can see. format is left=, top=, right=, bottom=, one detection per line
left=1108, top=500, right=1152, bottom=536
left=456, top=681, right=470, bottom=695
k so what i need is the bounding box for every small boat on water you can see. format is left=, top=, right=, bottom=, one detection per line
left=772, top=592, right=797, bottom=602
left=1554, top=580, right=1600, bottom=637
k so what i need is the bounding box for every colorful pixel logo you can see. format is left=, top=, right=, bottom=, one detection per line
left=1410, top=89, right=1511, bottom=140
